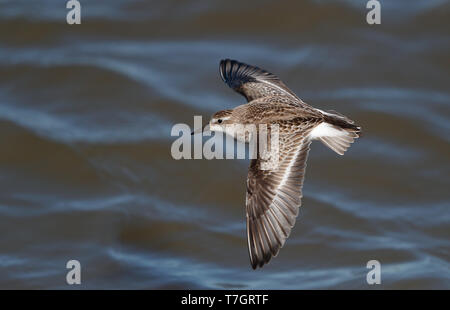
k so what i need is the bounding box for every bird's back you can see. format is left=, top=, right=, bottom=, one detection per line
left=232, top=96, right=322, bottom=125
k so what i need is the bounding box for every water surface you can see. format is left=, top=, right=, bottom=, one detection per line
left=0, top=0, right=449, bottom=289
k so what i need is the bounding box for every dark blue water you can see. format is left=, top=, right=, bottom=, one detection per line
left=0, top=0, right=449, bottom=289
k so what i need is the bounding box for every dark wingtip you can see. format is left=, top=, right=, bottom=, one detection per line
left=219, top=58, right=237, bottom=85
left=219, top=58, right=235, bottom=66
left=219, top=59, right=228, bottom=82
left=219, top=58, right=258, bottom=91
left=250, top=256, right=271, bottom=270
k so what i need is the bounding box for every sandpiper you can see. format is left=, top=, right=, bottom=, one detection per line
left=207, top=59, right=361, bottom=269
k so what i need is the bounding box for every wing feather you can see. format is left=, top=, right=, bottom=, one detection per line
left=220, top=59, right=301, bottom=102
left=246, top=132, right=312, bottom=269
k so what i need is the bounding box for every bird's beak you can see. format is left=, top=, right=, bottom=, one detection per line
left=191, top=124, right=210, bottom=135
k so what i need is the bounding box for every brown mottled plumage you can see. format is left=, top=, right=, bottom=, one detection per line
left=208, top=59, right=361, bottom=269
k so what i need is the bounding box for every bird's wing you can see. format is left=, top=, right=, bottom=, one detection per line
left=246, top=129, right=313, bottom=269
left=220, top=59, right=301, bottom=103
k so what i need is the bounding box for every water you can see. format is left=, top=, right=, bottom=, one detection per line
left=0, top=0, right=449, bottom=289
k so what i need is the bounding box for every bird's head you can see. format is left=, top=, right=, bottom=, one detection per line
left=208, top=109, right=233, bottom=132
left=190, top=109, right=235, bottom=136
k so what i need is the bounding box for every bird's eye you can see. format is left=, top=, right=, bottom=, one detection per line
left=218, top=119, right=223, bottom=124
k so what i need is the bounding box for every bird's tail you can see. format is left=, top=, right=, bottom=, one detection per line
left=310, top=111, right=361, bottom=156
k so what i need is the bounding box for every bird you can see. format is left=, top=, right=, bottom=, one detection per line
left=207, top=59, right=361, bottom=269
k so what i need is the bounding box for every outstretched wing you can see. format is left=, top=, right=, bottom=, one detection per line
left=246, top=131, right=312, bottom=269
left=220, top=59, right=301, bottom=102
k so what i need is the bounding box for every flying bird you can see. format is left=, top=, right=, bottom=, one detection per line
left=206, top=59, right=361, bottom=269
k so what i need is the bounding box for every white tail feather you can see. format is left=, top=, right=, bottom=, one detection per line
left=309, top=122, right=359, bottom=155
